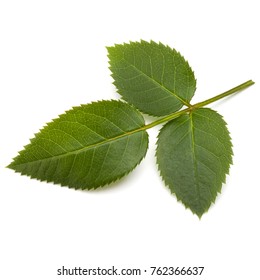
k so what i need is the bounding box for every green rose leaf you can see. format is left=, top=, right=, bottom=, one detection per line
left=107, top=40, right=196, bottom=116
left=156, top=108, right=233, bottom=217
left=7, top=37, right=254, bottom=217
left=8, top=100, right=148, bottom=189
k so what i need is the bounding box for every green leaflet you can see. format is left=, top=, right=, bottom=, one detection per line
left=7, top=39, right=254, bottom=217
left=107, top=40, right=196, bottom=116
left=156, top=108, right=233, bottom=217
left=8, top=100, right=148, bottom=189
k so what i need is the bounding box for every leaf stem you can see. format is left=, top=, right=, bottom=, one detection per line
left=193, top=80, right=255, bottom=109
left=141, top=80, right=254, bottom=131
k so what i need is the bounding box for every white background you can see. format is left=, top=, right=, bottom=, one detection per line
left=0, top=0, right=259, bottom=279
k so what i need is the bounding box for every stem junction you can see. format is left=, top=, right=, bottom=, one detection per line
left=141, top=80, right=254, bottom=131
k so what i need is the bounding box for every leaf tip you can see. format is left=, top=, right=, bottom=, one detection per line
left=6, top=162, right=14, bottom=170
left=6, top=156, right=20, bottom=171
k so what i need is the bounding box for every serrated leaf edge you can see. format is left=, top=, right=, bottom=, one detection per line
left=155, top=109, right=233, bottom=218
left=7, top=99, right=149, bottom=190
left=107, top=40, right=197, bottom=117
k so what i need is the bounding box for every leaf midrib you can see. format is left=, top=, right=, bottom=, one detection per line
left=10, top=127, right=145, bottom=168
left=189, top=112, right=202, bottom=206
left=120, top=56, right=191, bottom=107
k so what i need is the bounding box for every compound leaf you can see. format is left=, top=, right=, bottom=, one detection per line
left=8, top=100, right=148, bottom=189
left=156, top=108, right=233, bottom=217
left=107, top=40, right=196, bottom=116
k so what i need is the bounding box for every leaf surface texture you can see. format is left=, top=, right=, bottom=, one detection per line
left=156, top=108, right=233, bottom=217
left=8, top=100, right=148, bottom=189
left=107, top=40, right=196, bottom=116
